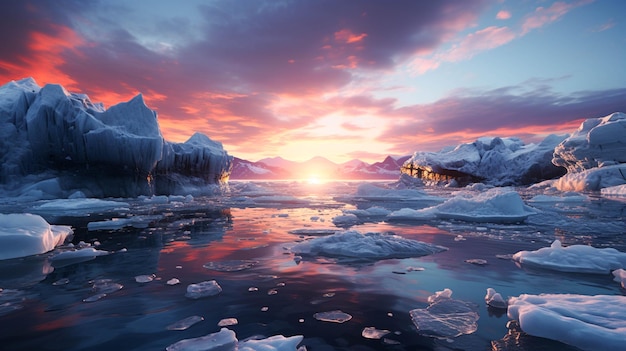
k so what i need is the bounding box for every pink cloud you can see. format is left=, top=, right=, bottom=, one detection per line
left=496, top=10, right=511, bottom=20
left=522, top=0, right=593, bottom=35
left=442, top=26, right=516, bottom=62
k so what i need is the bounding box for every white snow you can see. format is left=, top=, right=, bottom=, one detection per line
left=553, top=112, right=626, bottom=173
left=31, top=198, right=130, bottom=216
left=512, top=240, right=626, bottom=274
left=612, top=269, right=626, bottom=288
left=507, top=293, right=626, bottom=351
left=553, top=164, right=626, bottom=191
left=0, top=213, right=72, bottom=260
left=185, top=280, right=222, bottom=299
left=166, top=328, right=303, bottom=351
left=410, top=288, right=479, bottom=339
left=388, top=187, right=535, bottom=223
left=291, top=230, right=447, bottom=260
left=403, top=134, right=567, bottom=185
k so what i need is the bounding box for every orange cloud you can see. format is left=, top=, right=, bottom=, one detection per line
left=334, top=29, right=368, bottom=44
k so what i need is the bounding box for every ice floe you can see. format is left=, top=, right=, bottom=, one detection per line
left=362, top=326, right=390, bottom=339
left=185, top=280, right=222, bottom=299
left=313, top=310, right=353, bottom=323
left=507, top=293, right=626, bottom=351
left=485, top=288, right=507, bottom=309
left=50, top=247, right=109, bottom=266
left=290, top=230, right=447, bottom=260
left=166, top=315, right=204, bottom=331
left=553, top=164, right=626, bottom=191
left=166, top=328, right=303, bottom=351
left=388, top=187, right=536, bottom=223
left=409, top=288, right=479, bottom=339
left=31, top=198, right=130, bottom=216
left=352, top=183, right=439, bottom=201
left=512, top=240, right=626, bottom=274
left=0, top=213, right=72, bottom=260
left=613, top=269, right=626, bottom=288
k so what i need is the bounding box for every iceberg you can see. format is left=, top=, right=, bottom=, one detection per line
left=402, top=134, right=567, bottom=186
left=507, top=293, right=626, bottom=351
left=0, top=78, right=232, bottom=198
left=512, top=240, right=626, bottom=274
left=0, top=213, right=72, bottom=260
left=291, top=230, right=447, bottom=260
left=553, top=164, right=626, bottom=191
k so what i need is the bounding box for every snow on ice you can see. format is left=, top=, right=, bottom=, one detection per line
left=0, top=213, right=72, bottom=260
left=507, top=293, right=626, bottom=351
left=388, top=187, right=536, bottom=224
left=512, top=240, right=626, bottom=274
left=484, top=288, right=507, bottom=309
left=291, top=230, right=447, bottom=260
left=402, top=134, right=567, bottom=186
left=0, top=78, right=232, bottom=198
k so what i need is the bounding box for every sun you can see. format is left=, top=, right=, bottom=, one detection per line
left=307, top=176, right=321, bottom=184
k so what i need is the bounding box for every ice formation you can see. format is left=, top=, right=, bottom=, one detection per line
left=0, top=213, right=72, bottom=260
left=185, top=280, right=223, bottom=299
left=602, top=184, right=626, bottom=197
left=507, top=293, right=626, bottom=351
left=313, top=310, right=353, bottom=323
left=166, top=316, right=204, bottom=331
left=553, top=112, right=626, bottom=173
left=410, top=288, right=479, bottom=339
left=50, top=247, right=109, bottom=264
left=166, top=328, right=303, bottom=351
left=512, top=240, right=626, bottom=274
left=31, top=198, right=130, bottom=216
left=402, top=134, right=567, bottom=186
left=485, top=288, right=507, bottom=309
left=388, top=187, right=535, bottom=223
left=553, top=164, right=626, bottom=191
left=0, top=78, right=232, bottom=198
left=613, top=269, right=626, bottom=288
left=290, top=230, right=447, bottom=260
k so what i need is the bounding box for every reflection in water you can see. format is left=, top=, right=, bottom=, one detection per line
left=0, top=181, right=624, bottom=350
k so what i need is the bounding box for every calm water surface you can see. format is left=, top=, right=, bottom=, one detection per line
left=0, top=180, right=624, bottom=350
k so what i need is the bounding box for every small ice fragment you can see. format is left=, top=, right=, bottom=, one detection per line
left=485, top=288, right=508, bottom=309
left=167, top=278, right=180, bottom=286
left=248, top=287, right=259, bottom=292
left=203, top=260, right=258, bottom=272
left=322, top=292, right=335, bottom=298
left=83, top=293, right=106, bottom=302
left=52, top=278, right=70, bottom=286
left=217, top=318, right=238, bottom=327
left=175, top=265, right=182, bottom=269
left=465, top=259, right=488, bottom=265
left=185, top=280, right=222, bottom=299
left=167, top=315, right=204, bottom=330
left=313, top=310, right=352, bottom=323
left=166, top=328, right=236, bottom=351
left=427, top=288, right=453, bottom=304
left=261, top=306, right=269, bottom=312
left=383, top=338, right=401, bottom=345
left=411, top=289, right=479, bottom=339
left=454, top=235, right=466, bottom=241
left=612, top=269, right=626, bottom=288
left=276, top=282, right=286, bottom=287
left=135, top=274, right=155, bottom=283
left=387, top=312, right=393, bottom=317
left=475, top=227, right=488, bottom=232
left=496, top=254, right=513, bottom=260
left=299, top=319, right=305, bottom=323
left=118, top=248, right=128, bottom=253
left=267, top=289, right=278, bottom=295
left=406, top=266, right=425, bottom=272
left=362, top=327, right=390, bottom=339
left=92, top=279, right=123, bottom=294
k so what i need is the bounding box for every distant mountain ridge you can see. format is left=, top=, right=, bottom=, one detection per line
left=231, top=155, right=410, bottom=180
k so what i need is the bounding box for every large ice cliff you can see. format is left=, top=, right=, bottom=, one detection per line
left=401, top=135, right=568, bottom=186
left=0, top=78, right=232, bottom=198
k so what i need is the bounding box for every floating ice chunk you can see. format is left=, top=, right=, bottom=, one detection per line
left=362, top=327, right=390, bottom=339
left=613, top=269, right=626, bottom=289
left=291, top=230, right=447, bottom=261
left=344, top=206, right=391, bottom=217
left=602, top=184, right=626, bottom=197
left=217, top=318, right=238, bottom=327
left=32, top=198, right=130, bottom=216
left=528, top=193, right=589, bottom=203
left=50, top=247, right=109, bottom=267
left=386, top=207, right=437, bottom=221
left=465, top=259, right=488, bottom=265
left=512, top=240, right=626, bottom=274
left=185, top=280, right=222, bottom=299
left=554, top=164, right=626, bottom=192
left=52, top=278, right=70, bottom=286
left=353, top=183, right=438, bottom=201
left=92, top=279, right=123, bottom=294
left=87, top=215, right=161, bottom=230
left=250, top=195, right=310, bottom=205
left=410, top=289, right=479, bottom=339
left=239, top=334, right=303, bottom=351
left=166, top=315, right=204, bottom=331
left=0, top=213, right=72, bottom=260
left=166, top=328, right=237, bottom=351
left=485, top=288, right=507, bottom=309
left=331, top=214, right=359, bottom=227
left=507, top=293, right=626, bottom=351
left=135, top=274, right=155, bottom=283
left=83, top=293, right=107, bottom=303
left=287, top=228, right=338, bottom=236
left=167, top=278, right=180, bottom=286
left=203, top=260, right=258, bottom=272
left=313, top=310, right=352, bottom=323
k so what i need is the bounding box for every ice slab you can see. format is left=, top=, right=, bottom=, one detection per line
left=362, top=326, right=390, bottom=339
left=203, top=260, right=258, bottom=272
left=602, top=184, right=626, bottom=197
left=313, top=310, right=353, bottom=323
left=512, top=240, right=626, bottom=274
left=0, top=213, right=72, bottom=260
left=50, top=247, right=109, bottom=266
left=166, top=328, right=303, bottom=351
left=31, top=198, right=130, bottom=216
left=553, top=164, right=626, bottom=191
left=410, top=289, right=479, bottom=339
left=291, top=230, right=447, bottom=261
left=185, top=280, right=222, bottom=299
left=507, top=293, right=626, bottom=351
left=344, top=206, right=392, bottom=218
left=166, top=315, right=204, bottom=331
left=485, top=288, right=507, bottom=309
left=612, top=269, right=626, bottom=289
left=352, top=183, right=442, bottom=201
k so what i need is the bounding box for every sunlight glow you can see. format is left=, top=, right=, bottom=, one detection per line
left=307, top=176, right=321, bottom=184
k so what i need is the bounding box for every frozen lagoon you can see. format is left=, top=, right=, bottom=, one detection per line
left=0, top=180, right=625, bottom=350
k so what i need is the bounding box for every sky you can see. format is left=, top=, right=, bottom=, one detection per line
left=1, top=0, right=625, bottom=164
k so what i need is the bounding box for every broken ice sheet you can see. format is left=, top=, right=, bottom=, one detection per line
left=313, top=310, right=352, bottom=323
left=185, top=280, right=222, bottom=299
left=135, top=274, right=155, bottom=283
left=410, top=289, right=479, bottom=339
left=167, top=315, right=204, bottom=331
left=362, top=326, right=390, bottom=339
left=217, top=318, right=238, bottom=327
left=203, top=259, right=259, bottom=272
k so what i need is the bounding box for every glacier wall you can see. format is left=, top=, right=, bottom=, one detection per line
left=0, top=78, right=232, bottom=197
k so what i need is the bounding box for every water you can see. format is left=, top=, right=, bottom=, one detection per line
left=0, top=180, right=624, bottom=350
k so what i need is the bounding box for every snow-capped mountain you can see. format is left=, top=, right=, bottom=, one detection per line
left=231, top=155, right=409, bottom=180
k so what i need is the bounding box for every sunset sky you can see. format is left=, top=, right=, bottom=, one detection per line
left=1, top=0, right=625, bottom=163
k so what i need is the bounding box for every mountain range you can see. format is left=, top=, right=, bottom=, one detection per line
left=230, top=155, right=410, bottom=180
